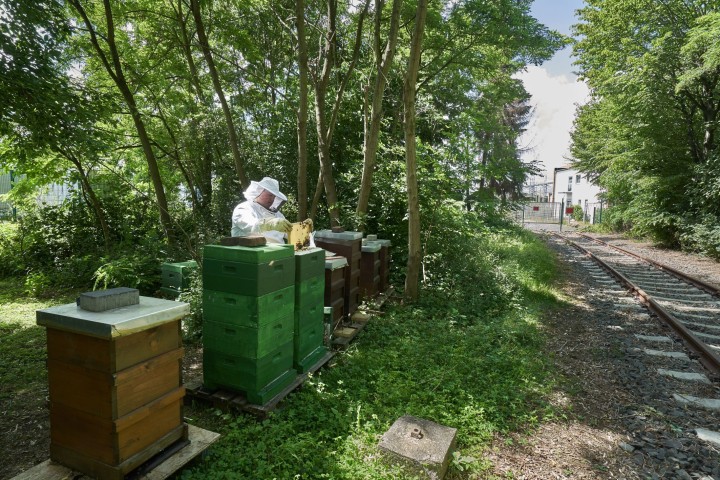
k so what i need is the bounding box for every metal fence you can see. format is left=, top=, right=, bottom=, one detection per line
left=512, top=202, right=563, bottom=224
left=586, top=202, right=605, bottom=224
left=0, top=172, right=14, bottom=220
left=0, top=171, right=76, bottom=221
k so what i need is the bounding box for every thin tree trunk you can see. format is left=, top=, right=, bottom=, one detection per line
left=403, top=0, right=428, bottom=301
left=70, top=0, right=175, bottom=241
left=309, top=172, right=323, bottom=222
left=296, top=0, right=309, bottom=220
left=190, top=0, right=248, bottom=188
left=63, top=151, right=111, bottom=253
left=312, top=0, right=370, bottom=227
left=356, top=0, right=401, bottom=226
left=175, top=0, right=205, bottom=102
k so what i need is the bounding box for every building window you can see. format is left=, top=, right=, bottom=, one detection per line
left=576, top=174, right=581, bottom=183
left=568, top=176, right=572, bottom=192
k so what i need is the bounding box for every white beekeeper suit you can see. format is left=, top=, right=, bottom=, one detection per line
left=231, top=177, right=291, bottom=244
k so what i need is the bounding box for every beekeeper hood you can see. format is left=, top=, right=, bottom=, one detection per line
left=243, top=177, right=288, bottom=212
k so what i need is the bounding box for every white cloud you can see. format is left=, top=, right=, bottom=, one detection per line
left=516, top=65, right=590, bottom=182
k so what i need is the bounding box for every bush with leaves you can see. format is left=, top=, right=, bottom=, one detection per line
left=0, top=221, right=23, bottom=277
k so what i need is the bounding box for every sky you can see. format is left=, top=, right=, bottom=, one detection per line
left=517, top=0, right=590, bottom=185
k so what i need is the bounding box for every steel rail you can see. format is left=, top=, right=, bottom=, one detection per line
left=576, top=232, right=720, bottom=297
left=552, top=232, right=720, bottom=377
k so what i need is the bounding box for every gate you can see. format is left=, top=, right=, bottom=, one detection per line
left=512, top=202, right=572, bottom=231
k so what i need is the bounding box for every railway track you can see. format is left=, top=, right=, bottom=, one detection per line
left=555, top=231, right=720, bottom=377
left=548, top=231, right=720, bottom=464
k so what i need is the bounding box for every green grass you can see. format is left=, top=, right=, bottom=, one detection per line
left=181, top=227, right=567, bottom=479
left=0, top=279, right=78, bottom=402
left=0, top=225, right=567, bottom=479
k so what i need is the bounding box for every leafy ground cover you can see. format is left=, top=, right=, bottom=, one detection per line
left=180, top=227, right=566, bottom=479
left=0, top=224, right=567, bottom=479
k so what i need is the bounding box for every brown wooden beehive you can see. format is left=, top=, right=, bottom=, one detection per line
left=37, top=296, right=190, bottom=480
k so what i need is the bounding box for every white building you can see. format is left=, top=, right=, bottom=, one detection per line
left=0, top=170, right=75, bottom=219
left=552, top=165, right=605, bottom=222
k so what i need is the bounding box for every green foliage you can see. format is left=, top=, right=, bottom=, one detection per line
left=92, top=251, right=161, bottom=294
left=0, top=221, right=23, bottom=276
left=678, top=216, right=720, bottom=258
left=572, top=204, right=584, bottom=222
left=572, top=1, right=720, bottom=251
left=181, top=223, right=563, bottom=479
left=177, top=269, right=203, bottom=342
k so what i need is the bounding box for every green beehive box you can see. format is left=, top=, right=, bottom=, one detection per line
left=295, top=283, right=323, bottom=311
left=203, top=313, right=294, bottom=359
left=203, top=244, right=294, bottom=263
left=294, top=345, right=328, bottom=373
left=247, top=369, right=298, bottom=404
left=294, top=321, right=325, bottom=367
left=203, top=340, right=295, bottom=393
left=161, top=260, right=198, bottom=290
left=294, top=248, right=325, bottom=282
left=203, top=256, right=295, bottom=296
left=295, top=297, right=323, bottom=331
left=203, top=286, right=295, bottom=327
left=295, top=275, right=324, bottom=301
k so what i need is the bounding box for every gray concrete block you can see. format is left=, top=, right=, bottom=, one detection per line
left=379, top=415, right=457, bottom=479
left=78, top=287, right=140, bottom=312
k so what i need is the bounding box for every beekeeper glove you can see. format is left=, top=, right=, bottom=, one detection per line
left=303, top=218, right=313, bottom=230
left=260, top=217, right=292, bottom=233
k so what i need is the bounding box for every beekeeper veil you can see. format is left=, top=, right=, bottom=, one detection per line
left=243, top=177, right=288, bottom=212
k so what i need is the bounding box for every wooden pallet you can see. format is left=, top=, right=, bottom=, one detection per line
left=331, top=320, right=367, bottom=348
left=185, top=350, right=335, bottom=418
left=12, top=424, right=220, bottom=480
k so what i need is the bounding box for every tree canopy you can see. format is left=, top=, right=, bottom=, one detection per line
left=0, top=0, right=563, bottom=296
left=572, top=0, right=720, bottom=254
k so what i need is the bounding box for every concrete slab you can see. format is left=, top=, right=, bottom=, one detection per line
left=690, top=331, right=720, bottom=342
left=657, top=369, right=711, bottom=384
left=695, top=429, right=720, bottom=447
left=379, top=415, right=457, bottom=479
left=635, top=335, right=673, bottom=343
left=673, top=394, right=720, bottom=411
left=643, top=349, right=690, bottom=361
left=78, top=287, right=139, bottom=312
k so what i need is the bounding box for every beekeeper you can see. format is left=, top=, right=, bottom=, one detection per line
left=231, top=177, right=292, bottom=243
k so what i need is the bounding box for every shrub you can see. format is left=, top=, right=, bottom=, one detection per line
left=0, top=221, right=23, bottom=277
left=572, top=204, right=584, bottom=222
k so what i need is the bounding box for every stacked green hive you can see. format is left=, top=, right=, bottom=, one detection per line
left=160, top=260, right=198, bottom=297
left=293, top=248, right=328, bottom=372
left=202, top=244, right=297, bottom=404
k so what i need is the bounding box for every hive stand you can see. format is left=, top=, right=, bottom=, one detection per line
left=185, top=349, right=335, bottom=418
left=12, top=425, right=220, bottom=480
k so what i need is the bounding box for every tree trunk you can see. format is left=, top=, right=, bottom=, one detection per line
left=71, top=0, right=175, bottom=241
left=296, top=0, right=309, bottom=220
left=64, top=151, right=111, bottom=253
left=356, top=0, right=402, bottom=226
left=311, top=0, right=370, bottom=228
left=403, top=0, right=428, bottom=301
left=190, top=0, right=248, bottom=188
left=175, top=0, right=206, bottom=102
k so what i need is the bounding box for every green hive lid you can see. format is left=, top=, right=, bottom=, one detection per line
left=204, top=243, right=294, bottom=263
left=314, top=229, right=363, bottom=241
left=325, top=256, right=348, bottom=270
left=36, top=296, right=189, bottom=339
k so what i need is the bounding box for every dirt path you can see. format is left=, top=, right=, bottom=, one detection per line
left=484, top=233, right=720, bottom=479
